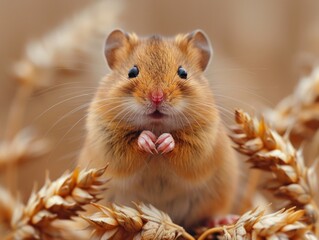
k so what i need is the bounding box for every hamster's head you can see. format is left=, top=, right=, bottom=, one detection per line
left=96, top=29, right=218, bottom=132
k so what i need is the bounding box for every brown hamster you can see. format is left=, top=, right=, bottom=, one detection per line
left=78, top=29, right=238, bottom=228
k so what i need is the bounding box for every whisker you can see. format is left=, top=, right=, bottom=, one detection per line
left=173, top=108, right=195, bottom=133
left=113, top=106, right=137, bottom=131
left=43, top=102, right=91, bottom=137
left=48, top=99, right=134, bottom=156
left=34, top=93, right=96, bottom=121
left=53, top=66, right=106, bottom=75
left=34, top=81, right=89, bottom=96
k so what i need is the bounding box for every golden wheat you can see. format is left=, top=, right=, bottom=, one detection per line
left=4, top=167, right=107, bottom=240
left=267, top=66, right=319, bottom=146
left=83, top=200, right=316, bottom=240
left=198, top=207, right=316, bottom=240
left=83, top=203, right=195, bottom=240
left=0, top=186, right=19, bottom=228
left=230, top=109, right=319, bottom=234
left=0, top=129, right=50, bottom=172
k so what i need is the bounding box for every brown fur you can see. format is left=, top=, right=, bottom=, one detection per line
left=79, top=30, right=238, bottom=228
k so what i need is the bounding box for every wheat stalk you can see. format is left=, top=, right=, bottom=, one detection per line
left=84, top=202, right=316, bottom=240
left=267, top=66, right=319, bottom=146
left=237, top=67, right=319, bottom=215
left=229, top=109, right=319, bottom=234
left=0, top=186, right=20, bottom=229
left=83, top=203, right=195, bottom=240
left=4, top=167, right=107, bottom=240
left=0, top=188, right=16, bottom=238
left=0, top=128, right=50, bottom=172
left=198, top=207, right=316, bottom=240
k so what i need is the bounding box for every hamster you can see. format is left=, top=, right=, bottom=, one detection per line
left=78, top=29, right=238, bottom=228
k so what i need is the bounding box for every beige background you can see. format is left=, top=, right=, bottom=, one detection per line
left=1, top=0, right=319, bottom=199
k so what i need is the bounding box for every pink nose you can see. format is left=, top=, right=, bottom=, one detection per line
left=151, top=90, right=164, bottom=105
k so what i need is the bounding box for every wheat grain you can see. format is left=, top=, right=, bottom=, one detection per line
left=83, top=203, right=195, bottom=240
left=0, top=186, right=20, bottom=230
left=230, top=109, right=319, bottom=234
left=5, top=167, right=107, bottom=240
left=198, top=207, right=316, bottom=240
left=267, top=66, right=319, bottom=146
left=0, top=128, right=50, bottom=172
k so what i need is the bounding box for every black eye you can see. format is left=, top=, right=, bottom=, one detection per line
left=177, top=66, right=187, bottom=79
left=128, top=66, right=139, bottom=78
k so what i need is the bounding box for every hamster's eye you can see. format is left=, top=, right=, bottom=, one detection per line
left=128, top=66, right=139, bottom=78
left=177, top=66, right=187, bottom=79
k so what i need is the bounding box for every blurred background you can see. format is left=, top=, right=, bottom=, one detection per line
left=1, top=0, right=319, bottom=199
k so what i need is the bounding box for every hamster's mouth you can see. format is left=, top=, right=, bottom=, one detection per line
left=148, top=110, right=166, bottom=119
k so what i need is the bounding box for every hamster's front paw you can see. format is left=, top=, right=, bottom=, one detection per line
left=156, top=133, right=175, bottom=154
left=138, top=130, right=157, bottom=154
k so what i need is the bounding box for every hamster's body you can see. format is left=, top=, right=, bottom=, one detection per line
left=79, top=30, right=238, bottom=228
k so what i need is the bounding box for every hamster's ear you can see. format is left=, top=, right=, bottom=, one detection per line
left=104, top=29, right=137, bottom=69
left=179, top=30, right=212, bottom=71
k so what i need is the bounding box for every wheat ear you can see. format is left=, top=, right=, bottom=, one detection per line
left=4, top=167, right=107, bottom=240
left=84, top=203, right=315, bottom=240
left=198, top=207, right=316, bottom=240
left=0, top=129, right=50, bottom=172
left=267, top=66, right=319, bottom=146
left=230, top=109, right=319, bottom=234
left=238, top=67, right=319, bottom=215
left=83, top=203, right=195, bottom=240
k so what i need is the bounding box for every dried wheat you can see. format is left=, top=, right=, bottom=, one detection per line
left=0, top=186, right=20, bottom=228
left=5, top=167, right=107, bottom=240
left=0, top=128, right=50, bottom=171
left=230, top=109, right=319, bottom=234
left=83, top=203, right=195, bottom=240
left=198, top=207, right=316, bottom=240
left=267, top=66, right=319, bottom=145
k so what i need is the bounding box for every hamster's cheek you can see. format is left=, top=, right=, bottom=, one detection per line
left=169, top=99, right=188, bottom=113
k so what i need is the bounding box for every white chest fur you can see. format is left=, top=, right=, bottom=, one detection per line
left=106, top=158, right=211, bottom=226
